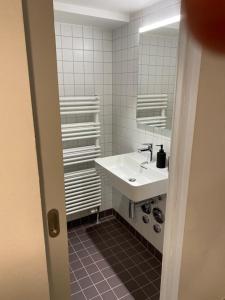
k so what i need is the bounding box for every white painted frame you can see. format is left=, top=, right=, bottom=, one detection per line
left=160, top=23, right=202, bottom=300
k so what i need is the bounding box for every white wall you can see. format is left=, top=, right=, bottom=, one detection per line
left=54, top=22, right=113, bottom=212
left=112, top=0, right=180, bottom=252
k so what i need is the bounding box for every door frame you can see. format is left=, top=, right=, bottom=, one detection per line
left=160, top=23, right=202, bottom=300
left=22, top=1, right=202, bottom=299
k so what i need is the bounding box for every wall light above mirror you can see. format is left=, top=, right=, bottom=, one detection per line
left=136, top=17, right=180, bottom=138
left=139, top=15, right=181, bottom=33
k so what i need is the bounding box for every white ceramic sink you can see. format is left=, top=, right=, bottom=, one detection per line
left=95, top=152, right=168, bottom=202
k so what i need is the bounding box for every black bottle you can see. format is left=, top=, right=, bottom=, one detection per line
left=156, top=144, right=166, bottom=168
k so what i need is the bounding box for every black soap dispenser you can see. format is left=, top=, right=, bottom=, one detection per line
left=156, top=145, right=166, bottom=168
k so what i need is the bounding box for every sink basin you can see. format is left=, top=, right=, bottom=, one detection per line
left=95, top=152, right=168, bottom=202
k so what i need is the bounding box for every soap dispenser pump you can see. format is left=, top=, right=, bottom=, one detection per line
left=156, top=144, right=166, bottom=168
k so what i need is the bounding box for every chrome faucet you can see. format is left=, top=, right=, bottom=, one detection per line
left=138, top=143, right=153, bottom=163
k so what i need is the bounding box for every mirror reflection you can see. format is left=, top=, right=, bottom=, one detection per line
left=137, top=22, right=180, bottom=137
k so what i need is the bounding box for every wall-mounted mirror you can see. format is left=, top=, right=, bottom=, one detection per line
left=136, top=21, right=180, bottom=137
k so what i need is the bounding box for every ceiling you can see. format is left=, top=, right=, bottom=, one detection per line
left=56, top=0, right=161, bottom=14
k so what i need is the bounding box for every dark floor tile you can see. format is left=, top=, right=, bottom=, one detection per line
left=95, top=280, right=111, bottom=294
left=70, top=260, right=83, bottom=271
left=117, top=270, right=131, bottom=283
left=71, top=291, right=86, bottom=300
left=77, top=249, right=89, bottom=259
left=135, top=274, right=151, bottom=287
left=101, top=267, right=115, bottom=279
left=151, top=293, right=160, bottom=300
left=143, top=283, right=158, bottom=298
left=96, top=259, right=110, bottom=270
left=70, top=281, right=80, bottom=294
left=148, top=258, right=161, bottom=269
left=124, top=279, right=139, bottom=292
left=132, top=288, right=149, bottom=300
left=107, top=275, right=122, bottom=288
left=127, top=266, right=142, bottom=278
left=145, top=269, right=160, bottom=282
left=101, top=248, right=113, bottom=258
left=101, top=290, right=117, bottom=300
left=121, top=295, right=134, bottom=300
left=70, top=237, right=80, bottom=245
left=80, top=256, right=93, bottom=267
left=85, top=263, right=99, bottom=275
left=74, top=268, right=88, bottom=280
left=111, top=262, right=124, bottom=273
left=91, top=252, right=104, bottom=262
left=68, top=245, right=74, bottom=254
left=152, top=278, right=161, bottom=290
left=87, top=246, right=99, bottom=255
left=69, top=253, right=79, bottom=263
left=113, top=284, right=129, bottom=298
left=106, top=255, right=118, bottom=266
left=74, top=243, right=85, bottom=251
left=83, top=240, right=94, bottom=248
left=90, top=271, right=104, bottom=284
left=121, top=258, right=134, bottom=268
left=78, top=276, right=92, bottom=290
left=83, top=286, right=98, bottom=300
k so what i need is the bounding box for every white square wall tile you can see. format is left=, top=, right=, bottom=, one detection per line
left=94, top=39, right=103, bottom=51
left=94, top=51, right=103, bottom=62
left=72, top=24, right=83, bottom=37
left=104, top=63, right=112, bottom=74
left=103, top=40, right=112, bottom=51
left=104, top=74, right=112, bottom=84
left=93, top=27, right=103, bottom=39
left=84, top=50, right=94, bottom=62
left=83, top=26, right=93, bottom=38
left=73, top=38, right=83, bottom=50
left=84, top=39, right=93, bottom=50
left=73, top=50, right=83, bottom=62
left=84, top=62, right=94, bottom=73
left=61, top=36, right=72, bottom=49
left=62, top=49, right=73, bottom=61
left=64, top=73, right=74, bottom=84
left=103, top=31, right=112, bottom=41
left=103, top=52, right=112, bottom=62
left=94, top=62, right=103, bottom=73
left=74, top=74, right=84, bottom=85
left=73, top=62, right=84, bottom=73
left=64, top=85, right=75, bottom=96
left=74, top=85, right=84, bottom=96
left=63, top=61, right=73, bottom=73
left=85, top=74, right=94, bottom=85
left=61, top=23, right=72, bottom=36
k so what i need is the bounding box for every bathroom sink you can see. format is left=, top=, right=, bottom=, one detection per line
left=95, top=152, right=168, bottom=202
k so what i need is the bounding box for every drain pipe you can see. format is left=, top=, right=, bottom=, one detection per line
left=129, top=200, right=135, bottom=219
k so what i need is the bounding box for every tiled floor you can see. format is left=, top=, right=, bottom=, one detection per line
left=68, top=216, right=161, bottom=300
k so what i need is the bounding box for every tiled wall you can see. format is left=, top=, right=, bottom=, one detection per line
left=138, top=30, right=179, bottom=129
left=55, top=22, right=113, bottom=212
left=112, top=0, right=180, bottom=252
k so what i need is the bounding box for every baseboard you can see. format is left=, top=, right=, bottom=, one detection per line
left=67, top=208, right=113, bottom=230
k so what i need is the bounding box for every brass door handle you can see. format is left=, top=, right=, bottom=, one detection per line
left=47, top=209, right=60, bottom=238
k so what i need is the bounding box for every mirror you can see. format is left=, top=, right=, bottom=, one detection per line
left=137, top=21, right=180, bottom=137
